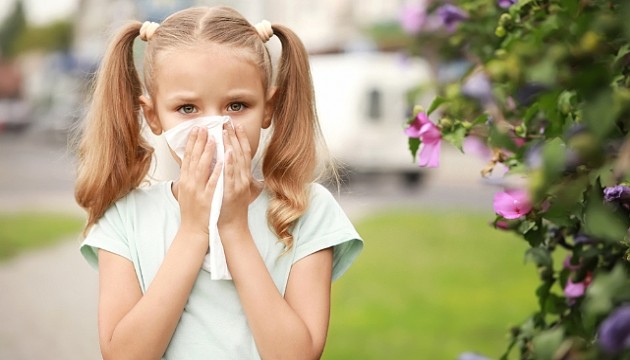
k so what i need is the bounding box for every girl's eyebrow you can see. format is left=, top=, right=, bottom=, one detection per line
left=164, top=92, right=200, bottom=103
left=224, top=89, right=258, bottom=99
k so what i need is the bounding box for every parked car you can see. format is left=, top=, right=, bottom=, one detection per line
left=309, top=52, right=433, bottom=185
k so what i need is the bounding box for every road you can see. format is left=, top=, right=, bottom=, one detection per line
left=0, top=128, right=499, bottom=360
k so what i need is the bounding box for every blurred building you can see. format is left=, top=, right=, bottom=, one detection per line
left=72, top=0, right=411, bottom=61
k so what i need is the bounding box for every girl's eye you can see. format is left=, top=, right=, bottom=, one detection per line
left=227, top=103, right=245, bottom=112
left=178, top=105, right=197, bottom=114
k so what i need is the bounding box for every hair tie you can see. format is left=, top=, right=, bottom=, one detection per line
left=254, top=20, right=273, bottom=43
left=140, top=21, right=160, bottom=41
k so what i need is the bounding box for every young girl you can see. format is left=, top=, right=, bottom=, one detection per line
left=74, top=6, right=363, bottom=360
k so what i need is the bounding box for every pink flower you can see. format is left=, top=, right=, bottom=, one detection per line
left=493, top=220, right=510, bottom=230
left=564, top=273, right=592, bottom=300
left=405, top=112, right=442, bottom=168
left=564, top=279, right=586, bottom=299
left=400, top=4, right=427, bottom=35
left=463, top=136, right=491, bottom=160
left=493, top=189, right=532, bottom=219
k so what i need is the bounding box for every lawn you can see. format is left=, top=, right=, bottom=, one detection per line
left=0, top=212, right=85, bottom=260
left=323, top=210, right=542, bottom=360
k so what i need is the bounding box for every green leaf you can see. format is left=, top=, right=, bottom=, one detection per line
left=583, top=90, right=619, bottom=140
left=488, top=125, right=518, bottom=152
left=523, top=103, right=540, bottom=126
left=583, top=264, right=630, bottom=326
left=582, top=187, right=629, bottom=243
left=525, top=247, right=553, bottom=269
left=427, top=96, right=448, bottom=116
left=523, top=220, right=545, bottom=247
left=442, top=126, right=467, bottom=151
left=538, top=92, right=564, bottom=137
left=535, top=282, right=553, bottom=317
left=408, top=137, right=420, bottom=162
left=532, top=327, right=565, bottom=360
left=543, top=293, right=567, bottom=316
left=471, top=113, right=488, bottom=125
left=542, top=137, right=567, bottom=186
left=614, top=44, right=630, bottom=65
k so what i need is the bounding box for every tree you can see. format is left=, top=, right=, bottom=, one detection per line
left=13, top=20, right=74, bottom=54
left=0, top=0, right=27, bottom=58
left=401, top=1, right=630, bottom=358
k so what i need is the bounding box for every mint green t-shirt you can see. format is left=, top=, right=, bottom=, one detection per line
left=80, top=181, right=363, bottom=359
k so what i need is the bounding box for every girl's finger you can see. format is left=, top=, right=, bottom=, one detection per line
left=234, top=125, right=252, bottom=170
left=225, top=124, right=246, bottom=178
left=223, top=149, right=234, bottom=188
left=188, top=127, right=208, bottom=169
left=196, top=135, right=216, bottom=181
left=206, top=159, right=223, bottom=193
left=180, top=126, right=199, bottom=174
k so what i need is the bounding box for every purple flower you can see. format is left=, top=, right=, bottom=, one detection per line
left=498, top=0, right=517, bottom=9
left=604, top=185, right=630, bottom=203
left=598, top=304, right=630, bottom=354
left=462, top=71, right=493, bottom=105
left=514, top=83, right=549, bottom=106
left=436, top=4, right=468, bottom=32
left=573, top=232, right=596, bottom=245
left=400, top=4, right=427, bottom=34
left=525, top=142, right=543, bottom=169
left=458, top=352, right=491, bottom=360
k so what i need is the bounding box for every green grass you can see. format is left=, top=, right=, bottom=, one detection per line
left=0, top=212, right=85, bottom=260
left=323, top=210, right=541, bottom=360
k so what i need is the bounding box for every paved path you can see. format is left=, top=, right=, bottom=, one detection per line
left=0, top=238, right=100, bottom=360
left=0, top=132, right=498, bottom=359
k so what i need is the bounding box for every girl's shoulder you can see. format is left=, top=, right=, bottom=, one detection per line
left=307, top=182, right=340, bottom=207
left=110, top=180, right=174, bottom=213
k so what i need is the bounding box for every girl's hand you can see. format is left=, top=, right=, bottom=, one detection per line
left=219, top=124, right=253, bottom=229
left=177, top=127, right=222, bottom=236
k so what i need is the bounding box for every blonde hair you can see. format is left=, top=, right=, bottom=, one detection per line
left=74, top=6, right=328, bottom=251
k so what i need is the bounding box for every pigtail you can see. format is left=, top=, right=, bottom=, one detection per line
left=262, top=24, right=320, bottom=250
left=74, top=21, right=153, bottom=234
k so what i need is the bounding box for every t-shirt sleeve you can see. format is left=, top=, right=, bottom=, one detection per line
left=80, top=203, right=131, bottom=269
left=293, top=184, right=363, bottom=281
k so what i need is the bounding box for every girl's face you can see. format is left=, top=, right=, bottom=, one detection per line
left=142, top=43, right=272, bottom=162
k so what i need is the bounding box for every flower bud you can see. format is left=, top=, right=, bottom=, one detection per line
left=499, top=13, right=512, bottom=26
left=495, top=25, right=506, bottom=38
left=439, top=117, right=453, bottom=130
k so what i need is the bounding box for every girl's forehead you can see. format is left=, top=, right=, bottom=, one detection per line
left=155, top=42, right=258, bottom=69
left=150, top=43, right=266, bottom=96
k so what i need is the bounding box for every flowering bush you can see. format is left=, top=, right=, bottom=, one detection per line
left=401, top=0, right=630, bottom=358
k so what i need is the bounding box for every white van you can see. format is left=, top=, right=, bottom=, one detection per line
left=309, top=52, right=433, bottom=184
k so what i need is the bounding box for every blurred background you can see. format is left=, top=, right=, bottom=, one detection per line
left=0, top=0, right=536, bottom=359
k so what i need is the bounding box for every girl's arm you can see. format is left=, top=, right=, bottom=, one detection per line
left=220, top=125, right=334, bottom=359
left=97, top=128, right=221, bottom=360
left=222, top=229, right=333, bottom=360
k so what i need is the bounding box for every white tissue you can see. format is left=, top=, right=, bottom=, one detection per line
left=163, top=115, right=232, bottom=280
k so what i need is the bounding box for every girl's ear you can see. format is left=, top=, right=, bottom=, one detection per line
left=140, top=95, right=162, bottom=134
left=262, top=87, right=277, bottom=129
